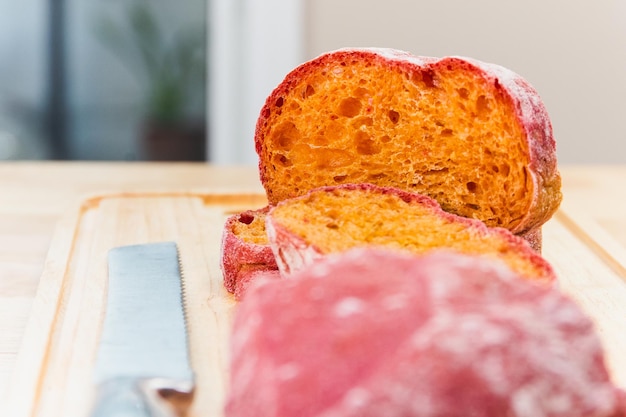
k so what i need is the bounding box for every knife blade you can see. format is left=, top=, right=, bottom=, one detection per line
left=90, top=242, right=194, bottom=417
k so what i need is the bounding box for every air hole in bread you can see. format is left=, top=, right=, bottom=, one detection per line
left=274, top=154, right=292, bottom=167
left=381, top=135, right=391, bottom=143
left=303, top=84, right=315, bottom=99
left=237, top=213, right=255, bottom=225
left=368, top=173, right=387, bottom=180
left=338, top=97, right=362, bottom=118
left=326, top=208, right=340, bottom=219
left=272, top=122, right=300, bottom=151
left=498, top=164, right=510, bottom=176
left=466, top=181, right=478, bottom=193
left=388, top=110, right=400, bottom=124
left=458, top=87, right=469, bottom=99
left=353, top=116, right=373, bottom=128
left=425, top=167, right=449, bottom=175
left=476, top=95, right=491, bottom=117
left=333, top=175, right=348, bottom=182
left=315, top=149, right=353, bottom=168
left=355, top=131, right=381, bottom=155
left=441, top=128, right=453, bottom=137
left=231, top=209, right=269, bottom=244
left=275, top=97, right=284, bottom=107
left=421, top=69, right=436, bottom=88
left=354, top=87, right=369, bottom=98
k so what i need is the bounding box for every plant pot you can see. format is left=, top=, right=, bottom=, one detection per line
left=142, top=120, right=207, bottom=161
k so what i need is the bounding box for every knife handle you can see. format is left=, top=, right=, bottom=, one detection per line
left=90, top=378, right=194, bottom=417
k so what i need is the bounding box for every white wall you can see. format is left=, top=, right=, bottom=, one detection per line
left=208, top=0, right=626, bottom=165
left=208, top=0, right=304, bottom=165
left=304, top=0, right=626, bottom=164
left=0, top=2, right=49, bottom=159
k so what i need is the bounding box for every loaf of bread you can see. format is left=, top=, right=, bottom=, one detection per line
left=226, top=248, right=624, bottom=417
left=266, top=183, right=555, bottom=284
left=255, top=48, right=562, bottom=248
left=220, top=208, right=279, bottom=299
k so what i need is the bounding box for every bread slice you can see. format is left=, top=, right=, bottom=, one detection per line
left=255, top=48, right=562, bottom=245
left=266, top=183, right=555, bottom=284
left=226, top=248, right=623, bottom=417
left=220, top=208, right=279, bottom=299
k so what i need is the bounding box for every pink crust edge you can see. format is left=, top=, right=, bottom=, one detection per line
left=518, top=227, right=542, bottom=253
left=265, top=183, right=556, bottom=284
left=220, top=207, right=279, bottom=300
left=227, top=248, right=623, bottom=417
left=254, top=47, right=561, bottom=234
left=233, top=269, right=282, bottom=301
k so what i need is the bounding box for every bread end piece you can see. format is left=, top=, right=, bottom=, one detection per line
left=220, top=207, right=279, bottom=299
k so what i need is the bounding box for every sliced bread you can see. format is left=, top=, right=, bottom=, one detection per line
left=266, top=183, right=555, bottom=284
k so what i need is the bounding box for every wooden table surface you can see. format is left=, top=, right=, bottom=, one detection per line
left=0, top=162, right=265, bottom=399
left=1, top=162, right=625, bottom=406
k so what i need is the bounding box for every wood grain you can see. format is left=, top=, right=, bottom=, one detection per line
left=544, top=210, right=626, bottom=388
left=2, top=164, right=626, bottom=417
left=0, top=162, right=264, bottom=404
left=5, top=192, right=266, bottom=417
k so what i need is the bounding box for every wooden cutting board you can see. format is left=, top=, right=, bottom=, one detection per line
left=5, top=192, right=626, bottom=417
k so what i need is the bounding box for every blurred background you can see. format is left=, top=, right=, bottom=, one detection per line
left=2, top=0, right=626, bottom=164
left=0, top=0, right=206, bottom=161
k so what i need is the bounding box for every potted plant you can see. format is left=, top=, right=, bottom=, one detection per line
left=96, top=1, right=206, bottom=160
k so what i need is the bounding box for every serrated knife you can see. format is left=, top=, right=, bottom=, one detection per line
left=90, top=242, right=195, bottom=417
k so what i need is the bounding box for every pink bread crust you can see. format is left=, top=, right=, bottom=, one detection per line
left=220, top=207, right=279, bottom=300
left=518, top=227, right=542, bottom=253
left=233, top=269, right=282, bottom=301
left=266, top=183, right=556, bottom=284
left=226, top=249, right=623, bottom=417
left=255, top=47, right=561, bottom=235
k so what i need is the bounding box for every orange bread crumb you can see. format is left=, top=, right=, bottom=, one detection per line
left=220, top=208, right=278, bottom=299
left=255, top=48, right=561, bottom=238
left=266, top=183, right=555, bottom=284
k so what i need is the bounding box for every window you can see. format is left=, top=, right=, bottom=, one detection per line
left=0, top=0, right=207, bottom=161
